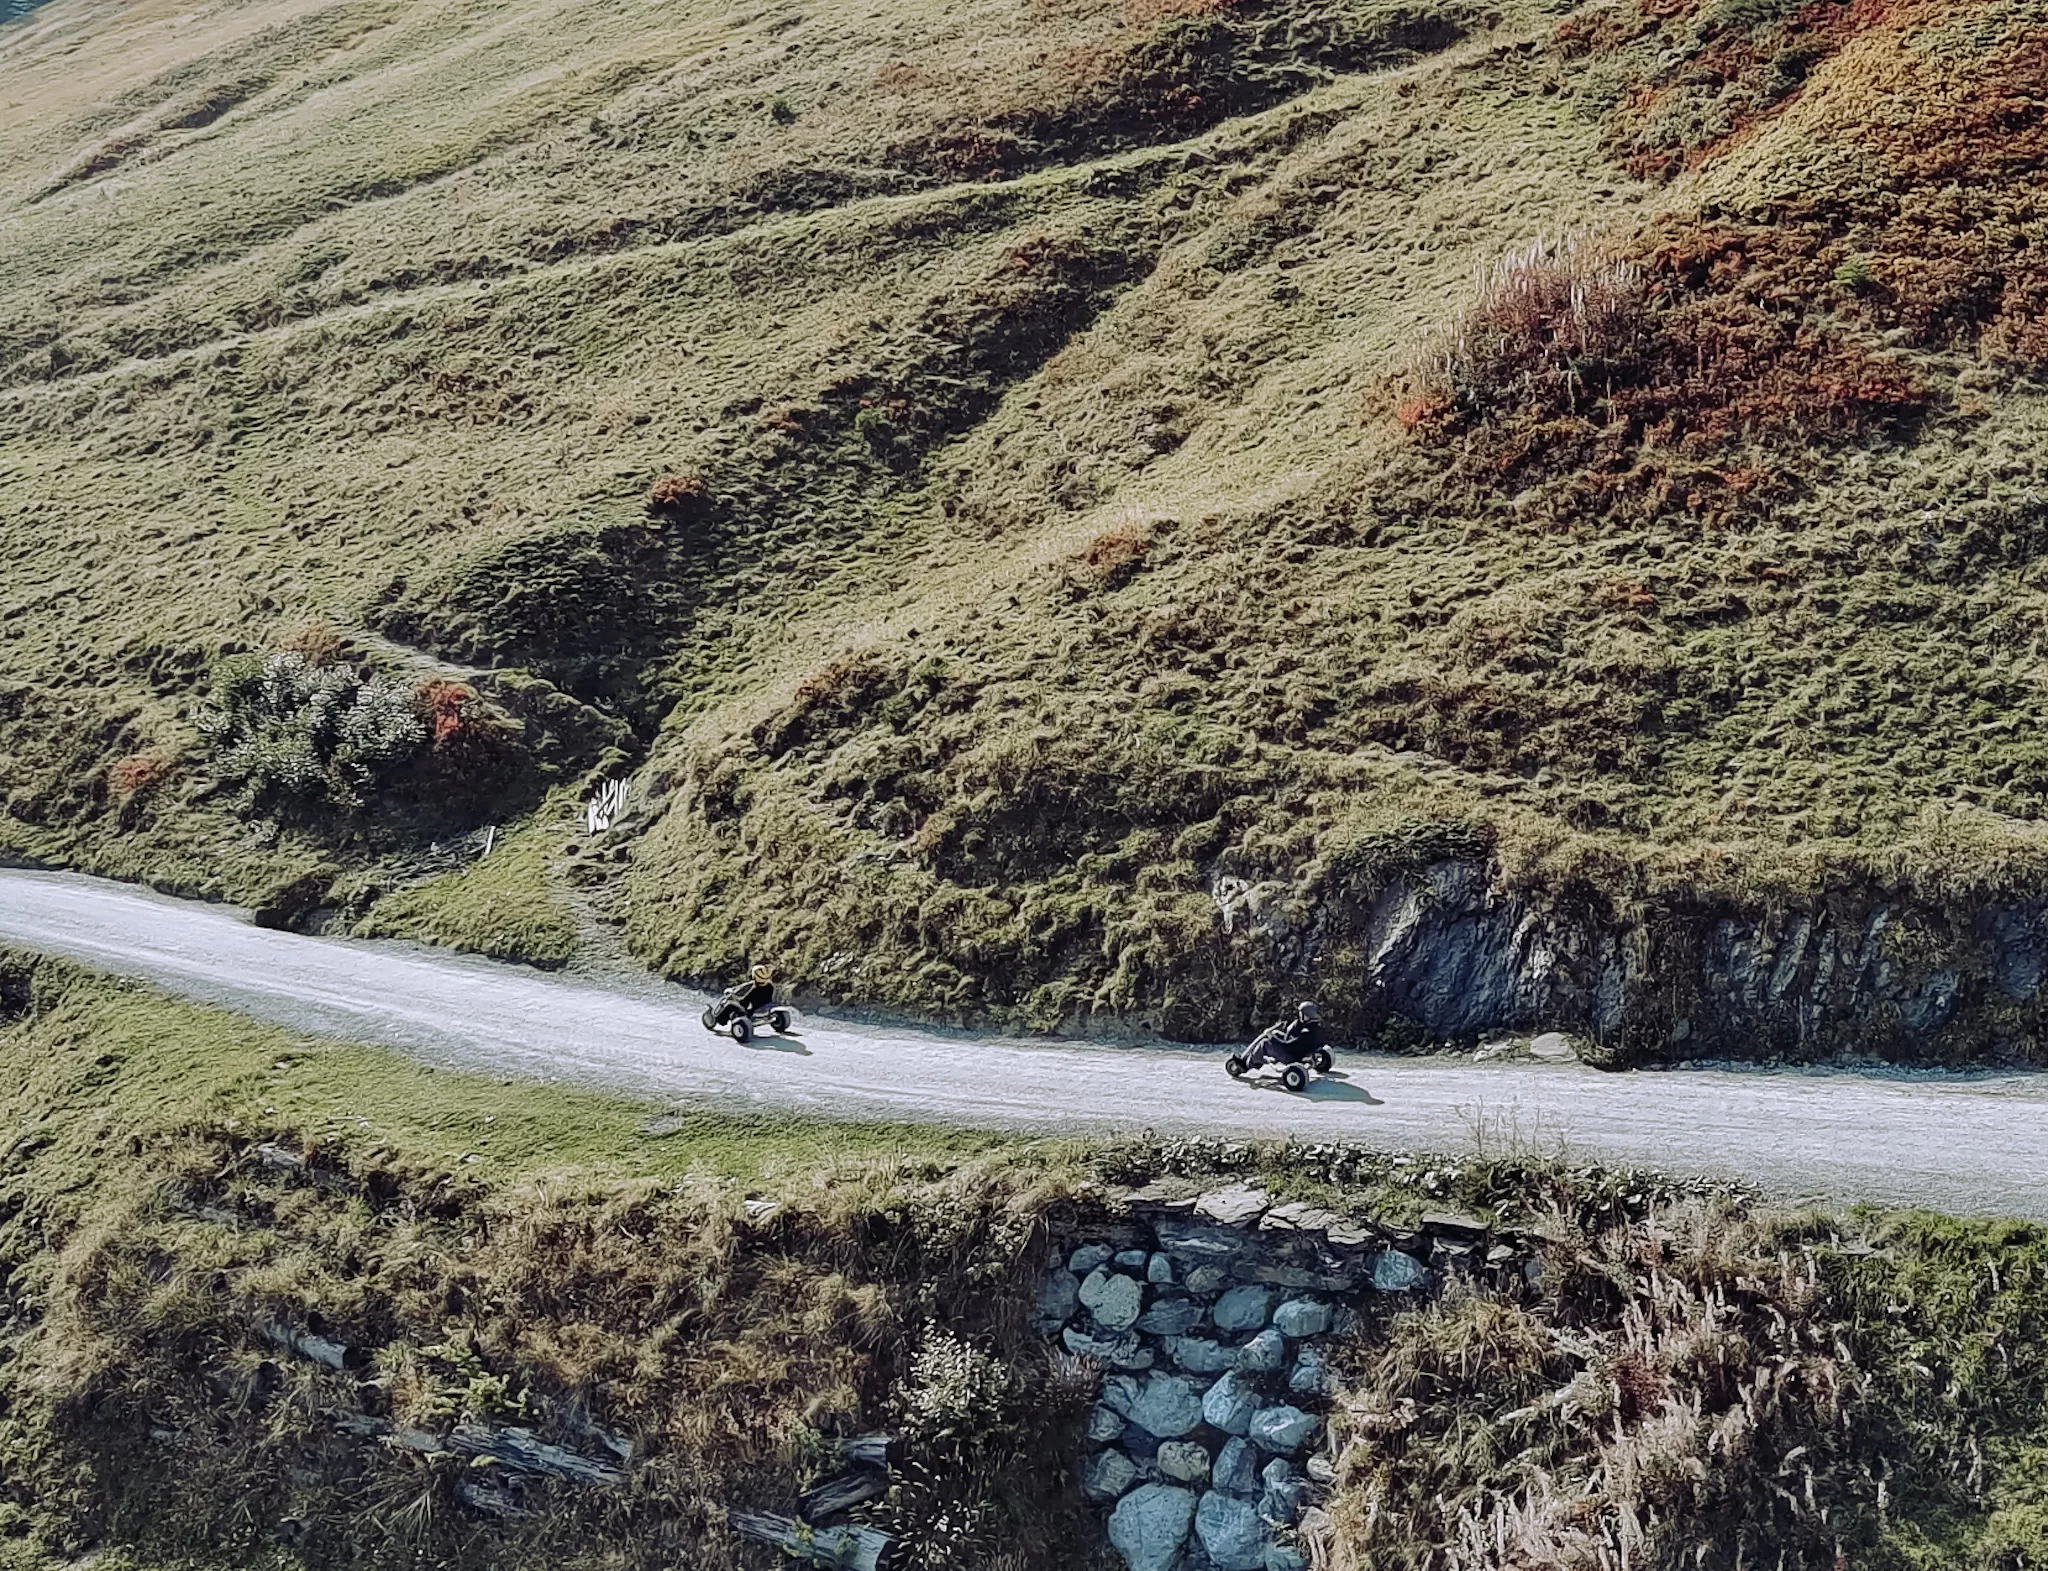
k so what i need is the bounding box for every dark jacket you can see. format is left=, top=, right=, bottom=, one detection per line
left=724, top=979, right=775, bottom=1016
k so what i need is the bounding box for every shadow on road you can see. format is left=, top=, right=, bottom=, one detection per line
left=744, top=1035, right=812, bottom=1057
left=1304, top=1075, right=1381, bottom=1105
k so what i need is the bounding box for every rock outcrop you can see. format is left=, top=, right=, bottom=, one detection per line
left=1218, top=856, right=2048, bottom=1065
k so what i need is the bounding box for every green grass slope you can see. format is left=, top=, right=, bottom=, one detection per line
left=1, top=0, right=2044, bottom=1047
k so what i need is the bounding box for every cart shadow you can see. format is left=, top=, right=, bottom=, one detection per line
left=744, top=1035, right=813, bottom=1056
left=1243, top=1072, right=1381, bottom=1105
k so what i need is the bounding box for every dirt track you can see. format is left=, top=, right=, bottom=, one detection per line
left=2, top=866, right=2042, bottom=1219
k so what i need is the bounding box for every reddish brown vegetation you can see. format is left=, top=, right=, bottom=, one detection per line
left=647, top=470, right=707, bottom=515
left=1079, top=517, right=1155, bottom=587
left=108, top=750, right=175, bottom=799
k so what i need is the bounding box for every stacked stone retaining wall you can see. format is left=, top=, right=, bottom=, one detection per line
left=1037, top=1183, right=1541, bottom=1571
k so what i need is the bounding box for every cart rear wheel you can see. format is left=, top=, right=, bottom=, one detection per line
left=769, top=1008, right=792, bottom=1033
left=1311, top=1049, right=1332, bottom=1072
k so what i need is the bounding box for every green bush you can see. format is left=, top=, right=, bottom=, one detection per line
left=197, top=651, right=426, bottom=814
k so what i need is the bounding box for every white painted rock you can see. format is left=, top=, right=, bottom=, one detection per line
left=1195, top=1489, right=1269, bottom=1571
left=1530, top=1031, right=1576, bottom=1061
left=1108, top=1483, right=1196, bottom=1571
left=1212, top=1285, right=1274, bottom=1332
left=1081, top=1268, right=1145, bottom=1331
left=1156, top=1440, right=1211, bottom=1483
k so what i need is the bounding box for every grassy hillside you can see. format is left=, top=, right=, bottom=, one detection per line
left=1, top=0, right=2045, bottom=1043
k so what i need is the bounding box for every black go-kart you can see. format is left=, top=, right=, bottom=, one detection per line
left=1224, top=1031, right=1333, bottom=1093
left=701, top=996, right=795, bottom=1044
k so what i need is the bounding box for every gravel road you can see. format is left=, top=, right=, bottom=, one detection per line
left=2, top=867, right=2042, bottom=1219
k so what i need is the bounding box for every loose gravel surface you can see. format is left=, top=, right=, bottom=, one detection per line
left=3, top=867, right=2044, bottom=1219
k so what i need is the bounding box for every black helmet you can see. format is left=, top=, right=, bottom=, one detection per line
left=1297, top=1002, right=1319, bottom=1022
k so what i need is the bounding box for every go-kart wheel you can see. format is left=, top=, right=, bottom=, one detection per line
left=1225, top=1055, right=1248, bottom=1079
left=1280, top=1064, right=1308, bottom=1093
left=700, top=1008, right=717, bottom=1033
left=731, top=1015, right=753, bottom=1044
left=769, top=1008, right=793, bottom=1033
left=1311, top=1049, right=1333, bottom=1072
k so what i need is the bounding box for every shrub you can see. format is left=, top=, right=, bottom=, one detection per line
left=196, top=651, right=426, bottom=814
left=1441, top=238, right=1648, bottom=414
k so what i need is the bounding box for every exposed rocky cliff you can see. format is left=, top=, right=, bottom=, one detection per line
left=1218, top=858, right=2048, bottom=1066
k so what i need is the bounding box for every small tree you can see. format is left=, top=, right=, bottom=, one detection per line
left=197, top=651, right=426, bottom=814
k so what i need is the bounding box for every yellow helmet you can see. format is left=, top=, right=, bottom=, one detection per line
left=752, top=964, right=773, bottom=984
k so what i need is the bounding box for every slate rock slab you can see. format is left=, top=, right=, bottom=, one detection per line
left=1082, top=1268, right=1145, bottom=1331
left=1195, top=1490, right=1269, bottom=1571
left=1108, top=1484, right=1197, bottom=1571
left=1213, top=1285, right=1275, bottom=1332
left=1202, top=1371, right=1261, bottom=1435
left=1105, top=1373, right=1205, bottom=1439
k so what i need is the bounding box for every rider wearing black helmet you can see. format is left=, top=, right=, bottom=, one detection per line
left=1271, top=1001, right=1324, bottom=1064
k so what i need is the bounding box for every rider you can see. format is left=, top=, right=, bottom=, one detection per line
left=717, top=964, right=776, bottom=1024
left=1256, top=1001, right=1324, bottom=1065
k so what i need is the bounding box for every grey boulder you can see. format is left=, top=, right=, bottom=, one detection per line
left=1212, top=1436, right=1260, bottom=1495
left=1117, top=1249, right=1151, bottom=1270
left=1137, top=1297, right=1204, bottom=1337
left=1271, top=1298, right=1332, bottom=1338
left=1236, top=1329, right=1287, bottom=1373
left=1266, top=1545, right=1310, bottom=1571
left=1185, top=1265, right=1229, bottom=1295
left=1070, top=1243, right=1115, bottom=1275
left=1104, top=1373, right=1206, bottom=1439
left=1213, top=1286, right=1275, bottom=1332
left=1202, top=1371, right=1261, bottom=1435
left=1156, top=1440, right=1211, bottom=1483
left=1081, top=1268, right=1145, bottom=1331
left=1148, top=1252, right=1175, bottom=1284
left=1035, top=1269, right=1080, bottom=1329
left=1169, top=1336, right=1238, bottom=1374
left=1084, top=1447, right=1138, bottom=1501
left=1108, top=1484, right=1197, bottom=1571
left=1369, top=1250, right=1430, bottom=1292
left=1195, top=1490, right=1269, bottom=1571
left=1064, top=1326, right=1154, bottom=1369
left=1089, top=1403, right=1127, bottom=1442
left=1288, top=1346, right=1329, bottom=1396
left=1247, top=1405, right=1319, bottom=1454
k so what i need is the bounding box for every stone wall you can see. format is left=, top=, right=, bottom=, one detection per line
left=1038, top=1183, right=1536, bottom=1571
